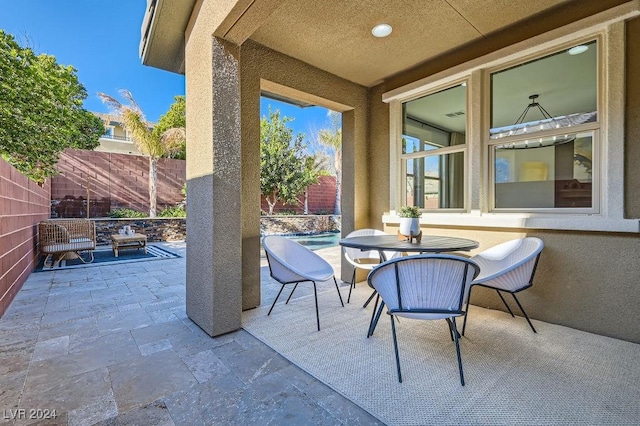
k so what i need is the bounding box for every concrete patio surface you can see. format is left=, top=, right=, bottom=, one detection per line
left=1, top=241, right=638, bottom=425
left=0, top=242, right=378, bottom=426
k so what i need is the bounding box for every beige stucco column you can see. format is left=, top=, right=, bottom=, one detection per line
left=185, top=36, right=245, bottom=336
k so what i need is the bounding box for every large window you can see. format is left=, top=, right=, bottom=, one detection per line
left=387, top=15, right=631, bottom=231
left=401, top=83, right=466, bottom=209
left=489, top=40, right=598, bottom=211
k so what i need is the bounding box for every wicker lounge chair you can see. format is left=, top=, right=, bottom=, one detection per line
left=38, top=219, right=96, bottom=267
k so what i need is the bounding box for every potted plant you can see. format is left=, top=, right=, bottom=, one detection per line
left=398, top=205, right=421, bottom=237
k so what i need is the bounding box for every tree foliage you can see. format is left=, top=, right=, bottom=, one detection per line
left=98, top=90, right=185, bottom=217
left=260, top=110, right=326, bottom=215
left=0, top=30, right=104, bottom=182
left=154, top=96, right=186, bottom=159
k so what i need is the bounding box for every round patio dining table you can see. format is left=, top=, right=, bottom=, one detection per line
left=339, top=233, right=480, bottom=337
left=339, top=234, right=479, bottom=260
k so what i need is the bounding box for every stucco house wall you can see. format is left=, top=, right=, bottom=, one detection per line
left=368, top=16, right=640, bottom=343
left=183, top=4, right=371, bottom=336
left=144, top=0, right=640, bottom=342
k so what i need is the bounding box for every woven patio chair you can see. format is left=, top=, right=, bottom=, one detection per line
left=342, top=228, right=402, bottom=304
left=263, top=235, right=344, bottom=331
left=368, top=254, right=480, bottom=385
left=462, top=237, right=544, bottom=334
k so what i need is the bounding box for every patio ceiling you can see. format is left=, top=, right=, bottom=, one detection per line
left=142, top=0, right=630, bottom=90
left=249, top=0, right=572, bottom=87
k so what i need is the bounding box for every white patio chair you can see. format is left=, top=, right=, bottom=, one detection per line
left=368, top=255, right=480, bottom=385
left=342, top=228, right=402, bottom=304
left=263, top=235, right=344, bottom=331
left=462, top=237, right=544, bottom=334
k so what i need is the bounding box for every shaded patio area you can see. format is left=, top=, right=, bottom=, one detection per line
left=1, top=242, right=638, bottom=425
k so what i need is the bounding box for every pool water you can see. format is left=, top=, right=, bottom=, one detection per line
left=287, top=232, right=341, bottom=250
left=260, top=232, right=340, bottom=257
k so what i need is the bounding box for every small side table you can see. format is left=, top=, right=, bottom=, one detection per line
left=110, top=233, right=147, bottom=257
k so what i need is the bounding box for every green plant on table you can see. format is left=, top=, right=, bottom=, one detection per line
left=399, top=205, right=421, bottom=218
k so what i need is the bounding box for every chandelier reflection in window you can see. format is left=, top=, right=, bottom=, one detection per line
left=492, top=94, right=596, bottom=149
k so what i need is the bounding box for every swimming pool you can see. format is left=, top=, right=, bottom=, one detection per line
left=260, top=232, right=340, bottom=257
left=286, top=232, right=341, bottom=250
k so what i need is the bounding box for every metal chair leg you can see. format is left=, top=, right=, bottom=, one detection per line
left=462, top=288, right=472, bottom=336
left=334, top=277, right=345, bottom=307
left=367, top=294, right=379, bottom=337
left=446, top=318, right=454, bottom=341
left=451, top=317, right=465, bottom=386
left=285, top=283, right=299, bottom=304
left=368, top=299, right=385, bottom=338
left=313, top=281, right=320, bottom=331
left=363, top=289, right=377, bottom=308
left=390, top=315, right=402, bottom=383
left=268, top=284, right=286, bottom=316
left=511, top=293, right=537, bottom=333
left=347, top=268, right=356, bottom=303
left=496, top=290, right=515, bottom=317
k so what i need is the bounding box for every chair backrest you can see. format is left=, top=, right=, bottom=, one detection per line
left=262, top=235, right=333, bottom=283
left=343, top=228, right=400, bottom=265
left=368, top=255, right=480, bottom=315
left=471, top=237, right=544, bottom=292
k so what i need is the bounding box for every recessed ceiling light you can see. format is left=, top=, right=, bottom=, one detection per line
left=372, top=23, right=392, bottom=38
left=568, top=45, right=589, bottom=55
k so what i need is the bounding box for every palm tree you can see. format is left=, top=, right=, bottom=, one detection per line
left=318, top=111, right=342, bottom=215
left=98, top=90, right=185, bottom=217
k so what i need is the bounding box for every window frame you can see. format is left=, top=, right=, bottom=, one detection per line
left=384, top=7, right=636, bottom=232
left=485, top=35, right=602, bottom=214
left=398, top=79, right=469, bottom=212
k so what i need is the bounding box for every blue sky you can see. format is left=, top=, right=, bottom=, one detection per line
left=1, top=0, right=331, bottom=136
left=260, top=98, right=335, bottom=148
left=0, top=0, right=184, bottom=122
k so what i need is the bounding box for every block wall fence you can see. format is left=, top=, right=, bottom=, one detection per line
left=0, top=159, right=51, bottom=318
left=51, top=150, right=186, bottom=217
left=260, top=175, right=337, bottom=214
left=54, top=149, right=337, bottom=217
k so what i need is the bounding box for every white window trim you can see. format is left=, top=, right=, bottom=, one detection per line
left=400, top=83, right=469, bottom=212
left=383, top=2, right=640, bottom=233
left=485, top=34, right=602, bottom=215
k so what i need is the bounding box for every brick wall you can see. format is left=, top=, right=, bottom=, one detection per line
left=51, top=149, right=186, bottom=217
left=0, top=159, right=50, bottom=318
left=260, top=175, right=337, bottom=214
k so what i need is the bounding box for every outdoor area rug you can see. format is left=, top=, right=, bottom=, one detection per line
left=242, top=280, right=640, bottom=425
left=35, top=245, right=180, bottom=272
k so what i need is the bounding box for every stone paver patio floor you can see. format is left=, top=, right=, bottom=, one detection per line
left=0, top=242, right=379, bottom=425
